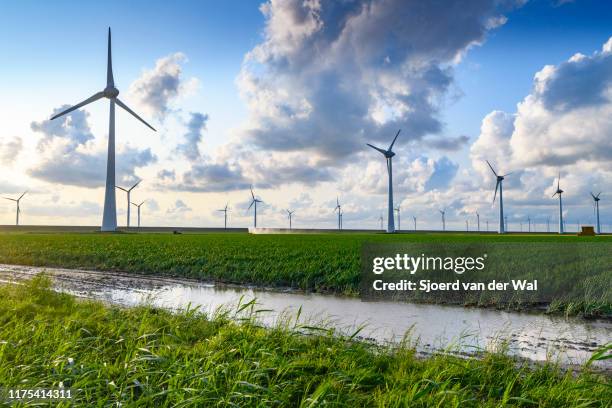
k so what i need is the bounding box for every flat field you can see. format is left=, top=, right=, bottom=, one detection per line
left=0, top=276, right=609, bottom=407
left=0, top=231, right=609, bottom=316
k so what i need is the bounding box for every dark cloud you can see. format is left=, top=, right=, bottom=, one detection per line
left=238, top=0, right=519, bottom=165
left=175, top=112, right=209, bottom=161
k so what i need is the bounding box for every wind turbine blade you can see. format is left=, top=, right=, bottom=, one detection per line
left=248, top=200, right=254, bottom=210
left=493, top=180, right=499, bottom=203
left=50, top=92, right=105, bottom=120
left=557, top=172, right=560, bottom=190
left=388, top=129, right=401, bottom=151
left=3, top=197, right=17, bottom=202
left=485, top=160, right=498, bottom=177
left=107, top=27, right=114, bottom=87
left=366, top=143, right=387, bottom=155
left=502, top=172, right=513, bottom=177
left=115, top=185, right=128, bottom=192
left=250, top=186, right=255, bottom=200
left=115, top=98, right=156, bottom=131
left=18, top=191, right=27, bottom=200
left=129, top=180, right=141, bottom=191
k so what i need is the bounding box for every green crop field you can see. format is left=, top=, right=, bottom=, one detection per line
left=0, top=231, right=610, bottom=316
left=0, top=276, right=609, bottom=407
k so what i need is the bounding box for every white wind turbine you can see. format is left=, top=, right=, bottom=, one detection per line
left=439, top=209, right=446, bottom=231
left=130, top=200, right=146, bottom=228
left=367, top=130, right=401, bottom=233
left=50, top=28, right=156, bottom=232
left=476, top=212, right=480, bottom=232
left=334, top=198, right=342, bottom=230
left=486, top=160, right=512, bottom=234
left=218, top=203, right=230, bottom=229
left=378, top=214, right=383, bottom=230
left=552, top=172, right=564, bottom=234
left=3, top=191, right=27, bottom=226
left=248, top=186, right=263, bottom=228
left=394, top=205, right=401, bottom=231
left=286, top=209, right=295, bottom=230
left=590, top=192, right=601, bottom=234
left=116, top=180, right=141, bottom=228
left=413, top=216, right=417, bottom=231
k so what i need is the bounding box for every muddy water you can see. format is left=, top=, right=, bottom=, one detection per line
left=0, top=264, right=609, bottom=368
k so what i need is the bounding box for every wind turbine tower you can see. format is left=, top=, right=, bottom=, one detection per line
left=413, top=216, right=417, bottom=231
left=527, top=216, right=531, bottom=233
left=116, top=180, right=140, bottom=227
left=591, top=192, right=601, bottom=234
left=394, top=205, right=401, bottom=231
left=334, top=198, right=342, bottom=230
left=286, top=209, right=295, bottom=230
left=439, top=209, right=446, bottom=231
left=248, top=186, right=263, bottom=228
left=130, top=200, right=146, bottom=228
left=367, top=130, right=401, bottom=233
left=3, top=191, right=27, bottom=226
left=50, top=28, right=156, bottom=232
left=552, top=173, right=564, bottom=234
left=486, top=160, right=511, bottom=234
left=476, top=212, right=480, bottom=232
left=218, top=204, right=229, bottom=229
left=378, top=214, right=383, bottom=231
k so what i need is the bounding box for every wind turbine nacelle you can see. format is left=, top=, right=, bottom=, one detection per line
left=385, top=151, right=396, bottom=158
left=104, top=87, right=120, bottom=98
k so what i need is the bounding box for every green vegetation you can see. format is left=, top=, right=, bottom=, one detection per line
left=0, top=232, right=609, bottom=316
left=0, top=277, right=609, bottom=407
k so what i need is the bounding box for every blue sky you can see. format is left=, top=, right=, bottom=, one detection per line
left=1, top=0, right=611, bottom=230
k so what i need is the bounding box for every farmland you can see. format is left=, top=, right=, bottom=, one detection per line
left=0, top=231, right=610, bottom=316
left=0, top=276, right=609, bottom=407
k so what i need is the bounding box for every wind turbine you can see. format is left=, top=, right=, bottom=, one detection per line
left=413, top=216, right=417, bottom=231
left=218, top=203, right=230, bottom=229
left=378, top=214, right=383, bottom=231
left=334, top=198, right=342, bottom=230
left=486, top=160, right=511, bottom=234
left=394, top=205, right=401, bottom=231
left=248, top=186, right=263, bottom=228
left=476, top=212, right=480, bottom=232
left=486, top=220, right=489, bottom=231
left=367, top=129, right=401, bottom=233
left=3, top=191, right=27, bottom=226
left=591, top=192, right=601, bottom=234
left=130, top=200, right=146, bottom=228
left=439, top=209, right=446, bottom=231
left=286, top=209, right=295, bottom=230
left=50, top=28, right=156, bottom=232
left=465, top=219, right=469, bottom=231
left=552, top=172, right=564, bottom=234
left=527, top=216, right=531, bottom=233
left=116, top=180, right=141, bottom=228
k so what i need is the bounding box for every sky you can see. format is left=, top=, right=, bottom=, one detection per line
left=1, top=0, right=611, bottom=231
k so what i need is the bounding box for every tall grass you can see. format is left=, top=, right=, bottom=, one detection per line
left=0, top=277, right=609, bottom=407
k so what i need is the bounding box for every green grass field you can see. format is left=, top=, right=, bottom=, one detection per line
left=0, top=276, right=609, bottom=407
left=0, top=231, right=610, bottom=316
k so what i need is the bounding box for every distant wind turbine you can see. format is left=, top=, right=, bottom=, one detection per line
left=130, top=200, right=146, bottom=228
left=367, top=129, right=401, bottom=233
left=413, top=216, right=417, bottom=231
left=378, top=214, right=383, bottom=231
left=465, top=219, right=469, bottom=231
left=334, top=198, right=342, bottom=230
left=527, top=216, right=531, bottom=233
left=546, top=216, right=551, bottom=233
left=486, top=160, right=512, bottom=234
left=439, top=209, right=446, bottom=231
left=476, top=212, right=480, bottom=232
left=116, top=180, right=141, bottom=228
left=394, top=205, right=401, bottom=231
left=248, top=186, right=263, bottom=228
left=552, top=172, right=564, bottom=234
left=3, top=191, right=27, bottom=226
left=486, top=220, right=489, bottom=231
left=218, top=203, right=230, bottom=229
left=591, top=192, right=601, bottom=234
left=286, top=209, right=295, bottom=230
left=50, top=28, right=156, bottom=232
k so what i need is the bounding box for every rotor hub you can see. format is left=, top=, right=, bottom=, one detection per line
left=104, top=87, right=120, bottom=98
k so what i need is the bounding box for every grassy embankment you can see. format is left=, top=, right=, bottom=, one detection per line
left=0, top=276, right=609, bottom=407
left=0, top=232, right=609, bottom=316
